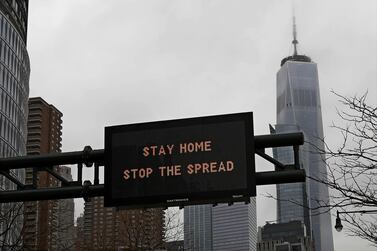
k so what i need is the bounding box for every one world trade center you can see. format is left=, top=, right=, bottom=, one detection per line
left=272, top=17, right=334, bottom=251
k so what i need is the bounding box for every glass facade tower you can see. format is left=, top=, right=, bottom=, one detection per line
left=184, top=199, right=257, bottom=251
left=212, top=200, right=257, bottom=251
left=184, top=205, right=213, bottom=251
left=0, top=0, right=30, bottom=173
left=275, top=58, right=334, bottom=251
left=0, top=0, right=30, bottom=246
left=271, top=124, right=311, bottom=235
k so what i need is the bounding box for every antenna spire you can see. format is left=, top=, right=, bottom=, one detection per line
left=292, top=13, right=298, bottom=56
left=280, top=6, right=312, bottom=66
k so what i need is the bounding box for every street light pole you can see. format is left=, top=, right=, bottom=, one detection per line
left=335, top=209, right=377, bottom=232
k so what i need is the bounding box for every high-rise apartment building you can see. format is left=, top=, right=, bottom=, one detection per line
left=0, top=0, right=30, bottom=247
left=273, top=18, right=334, bottom=251
left=26, top=97, right=62, bottom=155
left=82, top=196, right=122, bottom=250
left=184, top=200, right=257, bottom=251
left=80, top=196, right=165, bottom=251
left=75, top=214, right=84, bottom=251
left=56, top=166, right=75, bottom=250
left=23, top=97, right=63, bottom=250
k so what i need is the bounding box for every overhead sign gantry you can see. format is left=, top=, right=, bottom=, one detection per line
left=0, top=112, right=305, bottom=208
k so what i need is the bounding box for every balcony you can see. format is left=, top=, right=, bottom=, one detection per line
left=28, top=117, right=42, bottom=123
left=28, top=124, right=42, bottom=130
left=28, top=130, right=41, bottom=136
left=27, top=137, right=41, bottom=143
left=27, top=149, right=41, bottom=155
left=27, top=143, right=41, bottom=149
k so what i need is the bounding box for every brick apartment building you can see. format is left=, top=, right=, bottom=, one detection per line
left=77, top=196, right=165, bottom=251
left=23, top=97, right=74, bottom=250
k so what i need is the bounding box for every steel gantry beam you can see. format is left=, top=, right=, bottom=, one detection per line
left=0, top=132, right=305, bottom=204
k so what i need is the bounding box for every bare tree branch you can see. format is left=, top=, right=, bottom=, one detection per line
left=266, top=91, right=377, bottom=246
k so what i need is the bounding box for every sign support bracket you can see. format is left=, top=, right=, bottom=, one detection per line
left=0, top=132, right=306, bottom=206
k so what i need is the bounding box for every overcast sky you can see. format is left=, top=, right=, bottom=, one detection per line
left=27, top=1, right=376, bottom=250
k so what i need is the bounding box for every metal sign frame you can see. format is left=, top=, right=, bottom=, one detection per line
left=104, top=112, right=255, bottom=208
left=0, top=130, right=305, bottom=208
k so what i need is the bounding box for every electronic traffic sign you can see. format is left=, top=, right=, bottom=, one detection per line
left=104, top=112, right=255, bottom=208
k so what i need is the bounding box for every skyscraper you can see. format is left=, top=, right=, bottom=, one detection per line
left=273, top=17, right=334, bottom=251
left=24, top=97, right=63, bottom=250
left=0, top=0, right=30, bottom=247
left=81, top=197, right=165, bottom=251
left=184, top=200, right=257, bottom=251
left=56, top=166, right=75, bottom=250
left=0, top=0, right=29, bottom=157
left=75, top=214, right=84, bottom=251
left=184, top=205, right=213, bottom=250
left=212, top=200, right=257, bottom=251
left=271, top=124, right=311, bottom=235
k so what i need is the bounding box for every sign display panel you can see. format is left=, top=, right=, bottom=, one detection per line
left=104, top=112, right=255, bottom=208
